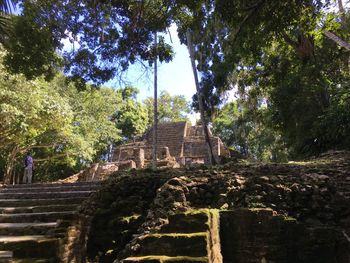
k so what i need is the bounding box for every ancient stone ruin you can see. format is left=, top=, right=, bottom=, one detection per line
left=0, top=151, right=349, bottom=262
left=112, top=121, right=230, bottom=169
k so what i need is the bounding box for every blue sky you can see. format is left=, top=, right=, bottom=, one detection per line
left=106, top=24, right=197, bottom=102
left=61, top=24, right=201, bottom=122
left=61, top=23, right=237, bottom=124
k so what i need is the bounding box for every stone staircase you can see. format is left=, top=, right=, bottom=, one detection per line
left=122, top=210, right=221, bottom=263
left=0, top=182, right=101, bottom=262
left=122, top=209, right=350, bottom=263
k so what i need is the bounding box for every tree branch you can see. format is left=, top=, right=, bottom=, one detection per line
left=230, top=0, right=266, bottom=44
left=324, top=30, right=350, bottom=51
left=34, top=153, right=69, bottom=162
left=337, top=0, right=348, bottom=29
left=281, top=31, right=299, bottom=49
left=29, top=144, right=57, bottom=149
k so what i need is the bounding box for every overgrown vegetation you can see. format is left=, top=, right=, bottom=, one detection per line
left=0, top=52, right=191, bottom=183
left=185, top=0, right=350, bottom=160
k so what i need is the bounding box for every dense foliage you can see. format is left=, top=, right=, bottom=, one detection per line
left=143, top=90, right=191, bottom=126
left=181, top=0, right=350, bottom=160
left=114, top=86, right=149, bottom=143
left=0, top=52, right=122, bottom=182
left=4, top=0, right=180, bottom=86
left=0, top=55, right=191, bottom=182
left=1, top=0, right=350, bottom=179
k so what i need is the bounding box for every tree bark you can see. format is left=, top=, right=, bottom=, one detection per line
left=3, top=144, right=57, bottom=184
left=4, top=146, right=19, bottom=185
left=186, top=29, right=216, bottom=165
left=152, top=31, right=158, bottom=170
left=337, top=0, right=348, bottom=30
left=324, top=31, right=350, bottom=51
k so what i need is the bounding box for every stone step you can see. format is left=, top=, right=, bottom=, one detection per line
left=0, top=250, right=12, bottom=260
left=0, top=235, right=59, bottom=259
left=0, top=181, right=99, bottom=262
left=2, top=258, right=56, bottom=263
left=0, top=191, right=93, bottom=200
left=0, top=204, right=78, bottom=214
left=0, top=211, right=76, bottom=223
left=159, top=212, right=209, bottom=234
left=1, top=182, right=102, bottom=189
left=0, top=185, right=100, bottom=193
left=0, top=197, right=86, bottom=207
left=0, top=222, right=64, bottom=236
left=134, top=233, right=208, bottom=257
left=123, top=256, right=208, bottom=263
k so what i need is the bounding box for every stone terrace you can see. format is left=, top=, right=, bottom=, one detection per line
left=0, top=182, right=101, bottom=262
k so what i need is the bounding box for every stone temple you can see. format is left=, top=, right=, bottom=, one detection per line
left=112, top=121, right=229, bottom=169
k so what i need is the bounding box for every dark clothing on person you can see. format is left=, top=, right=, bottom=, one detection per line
left=24, top=155, right=33, bottom=168
left=23, top=155, right=33, bottom=184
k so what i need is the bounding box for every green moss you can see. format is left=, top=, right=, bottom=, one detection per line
left=248, top=208, right=273, bottom=212
left=142, top=232, right=208, bottom=239
left=163, top=256, right=208, bottom=262
left=125, top=256, right=207, bottom=262
left=288, top=159, right=333, bottom=166
left=284, top=216, right=297, bottom=221
left=184, top=209, right=210, bottom=216
left=121, top=214, right=142, bottom=224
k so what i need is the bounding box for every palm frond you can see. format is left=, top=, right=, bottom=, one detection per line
left=0, top=0, right=13, bottom=14
left=0, top=14, right=13, bottom=45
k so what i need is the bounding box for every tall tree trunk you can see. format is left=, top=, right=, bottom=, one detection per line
left=152, top=31, right=158, bottom=170
left=4, top=146, right=19, bottom=184
left=186, top=29, right=216, bottom=165
left=337, top=0, right=348, bottom=30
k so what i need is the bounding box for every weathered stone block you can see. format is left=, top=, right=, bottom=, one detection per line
left=219, top=209, right=349, bottom=263
left=135, top=234, right=208, bottom=257
left=118, top=161, right=136, bottom=171
left=159, top=211, right=209, bottom=234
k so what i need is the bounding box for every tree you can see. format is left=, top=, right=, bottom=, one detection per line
left=0, top=61, right=73, bottom=183
left=143, top=90, right=191, bottom=126
left=4, top=15, right=63, bottom=80
left=0, top=0, right=14, bottom=44
left=0, top=51, right=122, bottom=183
left=5, top=0, right=177, bottom=84
left=114, top=87, right=148, bottom=142
left=180, top=1, right=350, bottom=158
left=31, top=76, right=122, bottom=181
left=213, top=102, right=288, bottom=162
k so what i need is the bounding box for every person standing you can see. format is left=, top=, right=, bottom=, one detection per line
left=23, top=152, right=34, bottom=184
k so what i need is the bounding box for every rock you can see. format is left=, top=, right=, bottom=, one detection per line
left=308, top=174, right=330, bottom=181
left=221, top=203, right=229, bottom=209
left=258, top=176, right=270, bottom=183
left=305, top=218, right=322, bottom=225
left=269, top=175, right=280, bottom=183
left=320, top=187, right=329, bottom=196
left=291, top=183, right=300, bottom=191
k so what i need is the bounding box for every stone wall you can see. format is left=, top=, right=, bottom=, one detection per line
left=183, top=137, right=228, bottom=164
left=220, top=209, right=349, bottom=263
left=112, top=122, right=230, bottom=167
left=113, top=144, right=145, bottom=168
left=143, top=122, right=187, bottom=157
left=118, top=208, right=349, bottom=263
left=73, top=152, right=350, bottom=262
